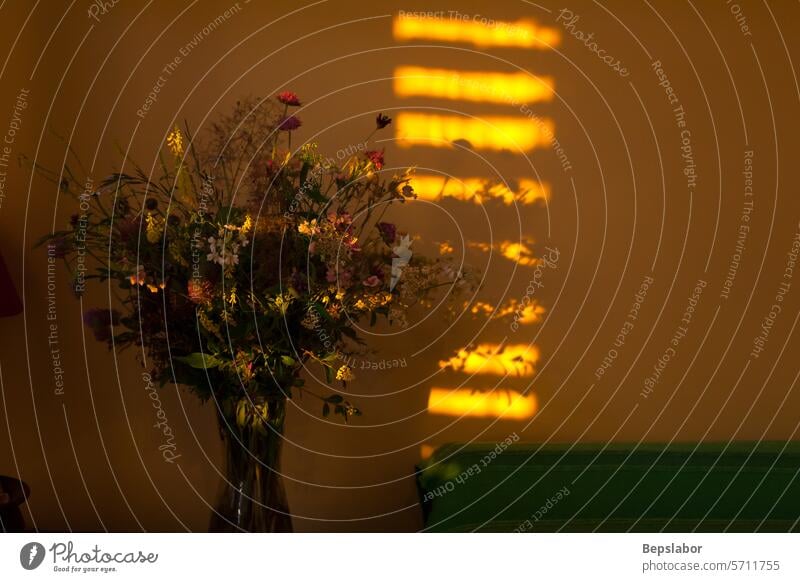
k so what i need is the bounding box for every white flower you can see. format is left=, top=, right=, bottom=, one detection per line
left=206, top=230, right=244, bottom=268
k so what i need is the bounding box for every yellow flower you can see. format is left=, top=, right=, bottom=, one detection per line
left=145, top=213, right=162, bottom=244
left=228, top=286, right=238, bottom=306
left=166, top=126, right=184, bottom=156
left=336, top=365, right=355, bottom=382
left=299, top=142, right=321, bottom=164
left=297, top=219, right=318, bottom=235
left=241, top=215, right=253, bottom=235
left=273, top=294, right=291, bottom=314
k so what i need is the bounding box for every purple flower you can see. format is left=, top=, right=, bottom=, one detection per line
left=377, top=222, right=396, bottom=245
left=49, top=235, right=71, bottom=259
left=376, top=113, right=391, bottom=129
left=83, top=308, right=120, bottom=343
left=279, top=115, right=302, bottom=131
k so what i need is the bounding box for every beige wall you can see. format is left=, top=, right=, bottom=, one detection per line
left=1, top=0, right=799, bottom=531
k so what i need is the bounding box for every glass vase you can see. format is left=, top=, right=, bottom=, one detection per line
left=209, top=396, right=293, bottom=532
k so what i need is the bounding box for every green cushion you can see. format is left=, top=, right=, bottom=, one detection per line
left=416, top=442, right=800, bottom=532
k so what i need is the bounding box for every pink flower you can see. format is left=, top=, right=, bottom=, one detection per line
left=277, top=91, right=301, bottom=106
left=328, top=211, right=352, bottom=231
left=279, top=115, right=302, bottom=131
left=327, top=267, right=352, bottom=287
left=363, top=275, right=381, bottom=287
left=365, top=149, right=384, bottom=170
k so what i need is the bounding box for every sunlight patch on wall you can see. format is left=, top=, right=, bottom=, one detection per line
left=427, top=387, right=537, bottom=419
left=412, top=174, right=549, bottom=205
left=396, top=113, right=554, bottom=152
left=393, top=15, right=560, bottom=49
left=439, top=343, right=539, bottom=377
left=469, top=300, right=545, bottom=325
left=467, top=240, right=538, bottom=267
left=394, top=66, right=554, bottom=104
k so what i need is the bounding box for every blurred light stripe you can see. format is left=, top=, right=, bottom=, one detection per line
left=397, top=113, right=554, bottom=151
left=468, top=300, right=545, bottom=325
left=467, top=240, right=539, bottom=267
left=394, top=66, right=554, bottom=104
left=428, top=387, right=537, bottom=419
left=393, top=16, right=560, bottom=49
left=412, top=174, right=549, bottom=205
left=439, top=343, right=539, bottom=377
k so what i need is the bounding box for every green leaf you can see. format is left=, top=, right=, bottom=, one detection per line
left=281, top=355, right=296, bottom=366
left=326, top=394, right=344, bottom=404
left=175, top=352, right=220, bottom=369
left=322, top=403, right=330, bottom=417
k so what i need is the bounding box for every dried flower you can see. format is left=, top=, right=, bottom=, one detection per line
left=389, top=307, right=408, bottom=328
left=301, top=309, right=320, bottom=330
left=277, top=91, right=301, bottom=106
left=362, top=275, right=381, bottom=287
left=188, top=279, right=213, bottom=304
left=376, top=113, right=391, bottom=129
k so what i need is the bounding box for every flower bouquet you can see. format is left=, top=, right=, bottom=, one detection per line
left=37, top=93, right=469, bottom=531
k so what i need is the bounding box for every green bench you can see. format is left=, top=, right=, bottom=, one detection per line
left=416, top=441, right=800, bottom=532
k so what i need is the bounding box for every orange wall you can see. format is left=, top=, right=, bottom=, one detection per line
left=1, top=0, right=799, bottom=531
